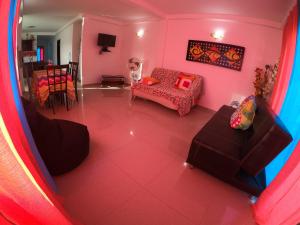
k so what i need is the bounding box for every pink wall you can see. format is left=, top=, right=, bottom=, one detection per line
left=121, top=21, right=167, bottom=81
left=163, top=18, right=282, bottom=110
left=81, top=16, right=124, bottom=85
left=81, top=15, right=282, bottom=110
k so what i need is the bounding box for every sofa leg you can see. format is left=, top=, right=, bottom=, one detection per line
left=249, top=195, right=257, bottom=204
left=184, top=162, right=194, bottom=169
left=131, top=95, right=136, bottom=101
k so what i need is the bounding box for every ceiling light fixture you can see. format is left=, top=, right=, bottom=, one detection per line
left=211, top=29, right=225, bottom=41
left=137, top=29, right=144, bottom=38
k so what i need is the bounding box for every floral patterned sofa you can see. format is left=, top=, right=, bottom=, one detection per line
left=131, top=68, right=203, bottom=116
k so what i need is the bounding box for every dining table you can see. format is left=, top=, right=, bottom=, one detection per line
left=32, top=69, right=76, bottom=106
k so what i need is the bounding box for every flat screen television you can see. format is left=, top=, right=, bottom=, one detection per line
left=97, top=33, right=116, bottom=47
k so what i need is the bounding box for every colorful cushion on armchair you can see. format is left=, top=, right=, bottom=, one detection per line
left=230, top=95, right=256, bottom=130
left=230, top=110, right=255, bottom=130
left=238, top=95, right=257, bottom=112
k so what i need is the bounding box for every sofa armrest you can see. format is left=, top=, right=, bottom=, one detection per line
left=188, top=76, right=203, bottom=105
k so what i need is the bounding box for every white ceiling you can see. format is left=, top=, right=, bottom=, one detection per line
left=22, top=0, right=296, bottom=33
left=22, top=0, right=159, bottom=32
left=147, top=0, right=295, bottom=22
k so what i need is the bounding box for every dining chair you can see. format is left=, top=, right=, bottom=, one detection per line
left=68, top=61, right=79, bottom=102
left=23, top=62, right=34, bottom=101
left=46, top=65, right=69, bottom=114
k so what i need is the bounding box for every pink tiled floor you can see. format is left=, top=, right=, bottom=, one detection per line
left=39, top=87, right=256, bottom=225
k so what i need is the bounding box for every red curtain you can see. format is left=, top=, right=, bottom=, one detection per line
left=0, top=1, right=76, bottom=224
left=270, top=6, right=298, bottom=114
left=254, top=5, right=300, bottom=225
left=254, top=143, right=300, bottom=224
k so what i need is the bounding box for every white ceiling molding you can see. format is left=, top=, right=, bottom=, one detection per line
left=121, top=15, right=165, bottom=25
left=82, top=14, right=125, bottom=26
left=166, top=14, right=283, bottom=30
left=127, top=0, right=166, bottom=18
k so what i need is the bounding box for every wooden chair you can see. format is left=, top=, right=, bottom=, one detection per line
left=46, top=65, right=69, bottom=113
left=69, top=62, right=79, bottom=102
left=23, top=62, right=47, bottom=101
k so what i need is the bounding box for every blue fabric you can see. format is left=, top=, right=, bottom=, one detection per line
left=7, top=0, right=57, bottom=191
left=265, top=0, right=300, bottom=185
left=37, top=47, right=41, bottom=62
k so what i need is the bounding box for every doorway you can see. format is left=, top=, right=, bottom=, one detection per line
left=57, top=39, right=61, bottom=65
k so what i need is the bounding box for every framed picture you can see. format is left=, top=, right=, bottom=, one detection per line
left=186, top=40, right=245, bottom=71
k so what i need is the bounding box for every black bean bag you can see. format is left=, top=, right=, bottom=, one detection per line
left=21, top=97, right=89, bottom=176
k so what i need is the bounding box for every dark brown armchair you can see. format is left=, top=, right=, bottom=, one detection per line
left=186, top=97, right=292, bottom=196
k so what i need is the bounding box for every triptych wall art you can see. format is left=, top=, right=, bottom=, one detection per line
left=186, top=40, right=246, bottom=71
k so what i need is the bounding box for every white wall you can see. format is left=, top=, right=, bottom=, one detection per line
left=53, top=24, right=73, bottom=65
left=72, top=20, right=82, bottom=62
left=121, top=20, right=167, bottom=81
left=80, top=17, right=167, bottom=85
left=81, top=16, right=124, bottom=85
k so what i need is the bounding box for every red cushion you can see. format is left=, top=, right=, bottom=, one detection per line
left=175, top=73, right=195, bottom=90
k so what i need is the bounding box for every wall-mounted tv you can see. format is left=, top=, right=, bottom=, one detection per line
left=97, top=33, right=116, bottom=51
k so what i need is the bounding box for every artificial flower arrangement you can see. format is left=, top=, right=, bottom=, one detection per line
left=254, top=62, right=278, bottom=101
